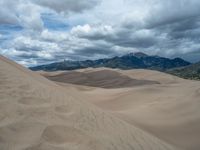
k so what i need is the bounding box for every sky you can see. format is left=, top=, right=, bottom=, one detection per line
left=0, top=0, right=200, bottom=66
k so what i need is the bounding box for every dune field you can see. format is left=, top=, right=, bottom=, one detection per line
left=1, top=55, right=200, bottom=150
left=42, top=68, right=200, bottom=150
left=0, top=56, right=181, bottom=150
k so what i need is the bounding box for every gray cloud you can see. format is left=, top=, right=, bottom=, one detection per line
left=1, top=0, right=200, bottom=66
left=33, top=0, right=101, bottom=14
left=0, top=0, right=101, bottom=30
left=0, top=0, right=19, bottom=25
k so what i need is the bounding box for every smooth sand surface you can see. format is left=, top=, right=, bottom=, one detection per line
left=43, top=67, right=200, bottom=150
left=0, top=55, right=178, bottom=150
left=43, top=70, right=159, bottom=88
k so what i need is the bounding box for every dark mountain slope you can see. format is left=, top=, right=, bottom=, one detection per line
left=30, top=52, right=191, bottom=71
left=167, top=62, right=200, bottom=80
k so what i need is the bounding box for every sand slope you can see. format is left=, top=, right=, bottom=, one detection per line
left=0, top=56, right=178, bottom=150
left=43, top=70, right=159, bottom=88
left=43, top=68, right=200, bottom=150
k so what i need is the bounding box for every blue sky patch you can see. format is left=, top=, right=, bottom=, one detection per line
left=42, top=13, right=70, bottom=31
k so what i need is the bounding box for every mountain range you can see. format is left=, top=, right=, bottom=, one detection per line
left=30, top=52, right=191, bottom=71
left=167, top=62, right=200, bottom=80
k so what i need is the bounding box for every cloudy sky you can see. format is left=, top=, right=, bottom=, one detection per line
left=0, top=0, right=200, bottom=66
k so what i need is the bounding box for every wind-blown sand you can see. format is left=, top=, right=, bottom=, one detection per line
left=43, top=68, right=200, bottom=150
left=0, top=56, right=178, bottom=150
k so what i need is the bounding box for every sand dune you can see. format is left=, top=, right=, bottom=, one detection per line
left=43, top=68, right=200, bottom=150
left=43, top=69, right=159, bottom=88
left=0, top=55, right=178, bottom=150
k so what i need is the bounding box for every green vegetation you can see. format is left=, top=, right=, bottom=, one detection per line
left=167, top=62, right=200, bottom=80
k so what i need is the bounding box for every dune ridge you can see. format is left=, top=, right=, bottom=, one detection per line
left=43, top=69, right=160, bottom=88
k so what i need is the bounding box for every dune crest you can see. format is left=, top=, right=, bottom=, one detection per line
left=44, top=69, right=160, bottom=89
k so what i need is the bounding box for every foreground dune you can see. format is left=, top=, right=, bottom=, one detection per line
left=43, top=68, right=200, bottom=150
left=0, top=56, right=178, bottom=150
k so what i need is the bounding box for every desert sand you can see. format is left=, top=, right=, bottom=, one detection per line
left=0, top=56, right=180, bottom=150
left=42, top=68, right=200, bottom=150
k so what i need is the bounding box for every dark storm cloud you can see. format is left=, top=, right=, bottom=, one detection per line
left=33, top=0, right=101, bottom=13
left=75, top=46, right=114, bottom=57
left=106, top=30, right=157, bottom=48
left=73, top=25, right=158, bottom=49
left=145, top=0, right=200, bottom=28
left=164, top=17, right=200, bottom=40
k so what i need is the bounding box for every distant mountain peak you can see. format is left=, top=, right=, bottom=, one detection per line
left=124, top=52, right=148, bottom=58
left=133, top=52, right=148, bottom=58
